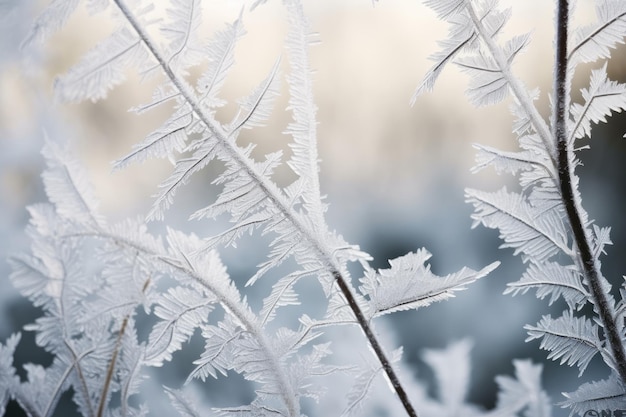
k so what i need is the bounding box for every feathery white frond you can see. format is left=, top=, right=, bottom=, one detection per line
left=570, top=63, right=626, bottom=140
left=560, top=372, right=626, bottom=414
left=568, top=0, right=626, bottom=66
left=164, top=387, right=201, bottom=417
left=423, top=0, right=465, bottom=20
left=228, top=58, right=281, bottom=132
left=455, top=33, right=530, bottom=107
left=54, top=27, right=147, bottom=102
left=114, top=104, right=193, bottom=169
left=161, top=0, right=205, bottom=73
left=196, top=13, right=245, bottom=110
left=147, top=136, right=220, bottom=221
left=42, top=140, right=104, bottom=229
left=360, top=249, right=498, bottom=318
left=470, top=143, right=539, bottom=176
left=144, top=286, right=214, bottom=367
left=525, top=311, right=602, bottom=376
left=21, top=0, right=81, bottom=51
left=504, top=262, right=589, bottom=310
left=411, top=13, right=476, bottom=104
left=591, top=224, right=612, bottom=259
left=466, top=187, right=570, bottom=263
left=284, top=0, right=326, bottom=226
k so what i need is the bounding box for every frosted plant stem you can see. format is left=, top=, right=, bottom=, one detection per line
left=465, top=2, right=557, bottom=168
left=112, top=1, right=418, bottom=415
left=552, top=0, right=626, bottom=385
left=332, top=270, right=418, bottom=417
left=97, top=317, right=128, bottom=417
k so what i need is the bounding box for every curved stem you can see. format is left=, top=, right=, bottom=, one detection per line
left=552, top=0, right=626, bottom=384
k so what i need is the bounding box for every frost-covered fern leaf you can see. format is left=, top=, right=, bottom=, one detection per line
left=560, top=372, right=626, bottom=414
left=55, top=25, right=149, bottom=102
left=504, top=262, right=589, bottom=311
left=412, top=0, right=530, bottom=107
left=164, top=386, right=201, bottom=417
left=568, top=0, right=626, bottom=67
left=465, top=188, right=571, bottom=264
left=525, top=311, right=603, bottom=376
left=160, top=0, right=206, bottom=75
left=569, top=63, right=626, bottom=140
left=360, top=249, right=498, bottom=318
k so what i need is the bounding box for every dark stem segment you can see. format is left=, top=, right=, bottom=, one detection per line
left=553, top=0, right=626, bottom=384
left=332, top=270, right=418, bottom=417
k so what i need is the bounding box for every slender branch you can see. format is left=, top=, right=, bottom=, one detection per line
left=333, top=270, right=418, bottom=417
left=111, top=1, right=418, bottom=415
left=552, top=0, right=626, bottom=384
left=97, top=317, right=127, bottom=417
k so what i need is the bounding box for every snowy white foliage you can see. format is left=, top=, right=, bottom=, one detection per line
left=2, top=0, right=626, bottom=416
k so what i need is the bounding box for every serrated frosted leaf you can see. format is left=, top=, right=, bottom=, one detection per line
left=423, top=0, right=465, bottom=19
left=466, top=187, right=570, bottom=263
left=258, top=271, right=303, bottom=325
left=411, top=16, right=476, bottom=104
left=54, top=27, right=147, bottom=102
left=196, top=13, right=244, bottom=109
left=525, top=311, right=601, bottom=376
left=190, top=149, right=282, bottom=224
left=164, top=387, right=201, bottom=417
left=21, top=0, right=80, bottom=51
left=284, top=0, right=326, bottom=226
left=592, top=224, right=612, bottom=259
left=229, top=58, right=281, bottom=132
left=457, top=33, right=529, bottom=106
left=570, top=63, right=626, bottom=139
left=505, top=262, right=589, bottom=310
left=456, top=50, right=508, bottom=106
left=160, top=0, right=205, bottom=73
left=148, top=137, right=220, bottom=221
left=144, top=286, right=215, bottom=366
left=41, top=140, right=104, bottom=229
left=114, top=105, right=193, bottom=169
left=360, top=249, right=498, bottom=317
left=560, top=373, right=626, bottom=414
left=569, top=1, right=626, bottom=65
left=470, top=143, right=538, bottom=175
left=510, top=88, right=540, bottom=135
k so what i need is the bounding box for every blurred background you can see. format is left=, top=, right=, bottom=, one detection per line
left=1, top=0, right=626, bottom=415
